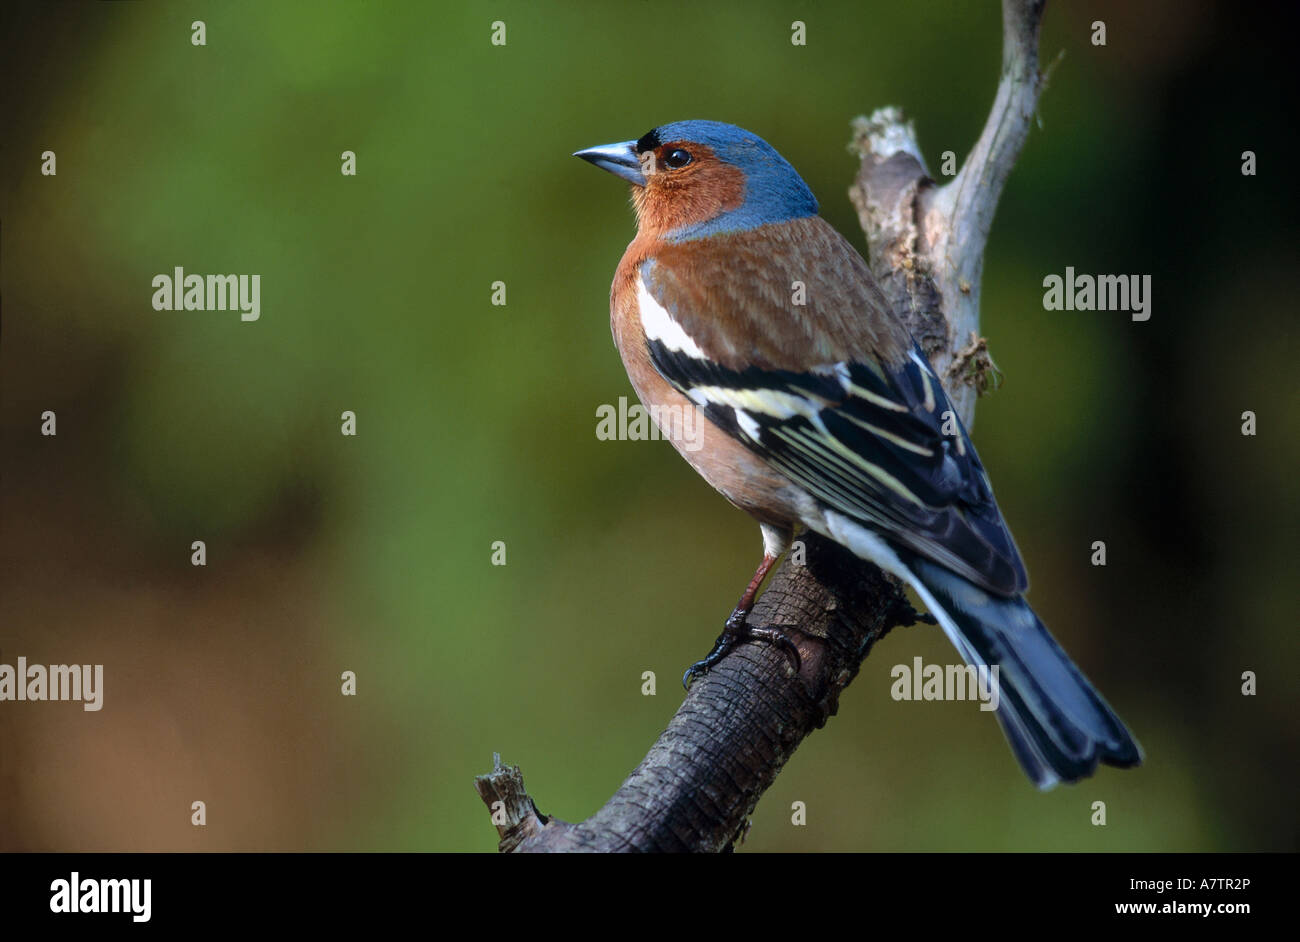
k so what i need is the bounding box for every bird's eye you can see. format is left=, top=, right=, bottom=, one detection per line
left=662, top=148, right=693, bottom=169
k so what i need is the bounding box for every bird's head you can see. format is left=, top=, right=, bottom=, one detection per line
left=575, top=120, right=818, bottom=242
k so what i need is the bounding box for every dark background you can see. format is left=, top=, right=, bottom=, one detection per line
left=1, top=0, right=1295, bottom=851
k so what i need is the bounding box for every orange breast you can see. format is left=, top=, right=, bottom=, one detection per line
left=609, top=242, right=804, bottom=530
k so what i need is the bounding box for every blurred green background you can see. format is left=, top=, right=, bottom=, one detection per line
left=1, top=0, right=1295, bottom=852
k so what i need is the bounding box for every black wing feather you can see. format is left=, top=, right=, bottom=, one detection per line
left=647, top=338, right=1029, bottom=597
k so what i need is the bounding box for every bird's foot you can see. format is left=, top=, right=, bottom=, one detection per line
left=682, top=610, right=802, bottom=690
left=887, top=592, right=937, bottom=627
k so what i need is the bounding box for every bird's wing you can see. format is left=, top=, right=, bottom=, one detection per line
left=639, top=217, right=1028, bottom=596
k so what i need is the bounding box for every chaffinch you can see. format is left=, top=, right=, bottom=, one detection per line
left=575, top=120, right=1141, bottom=788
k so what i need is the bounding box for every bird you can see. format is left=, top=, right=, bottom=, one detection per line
left=574, top=120, right=1142, bottom=788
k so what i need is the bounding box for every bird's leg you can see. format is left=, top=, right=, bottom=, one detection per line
left=682, top=552, right=801, bottom=689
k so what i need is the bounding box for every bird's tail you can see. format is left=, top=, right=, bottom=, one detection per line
left=898, top=550, right=1143, bottom=789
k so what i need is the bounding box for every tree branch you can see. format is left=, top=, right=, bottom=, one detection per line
left=476, top=540, right=917, bottom=852
left=477, top=0, right=1047, bottom=852
left=850, top=0, right=1045, bottom=426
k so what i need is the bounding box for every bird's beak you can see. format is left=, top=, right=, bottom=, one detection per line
left=573, top=140, right=646, bottom=187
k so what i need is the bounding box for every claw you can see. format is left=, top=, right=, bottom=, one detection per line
left=681, top=616, right=801, bottom=690
left=682, top=630, right=735, bottom=689
left=683, top=548, right=799, bottom=689
left=746, top=625, right=802, bottom=674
